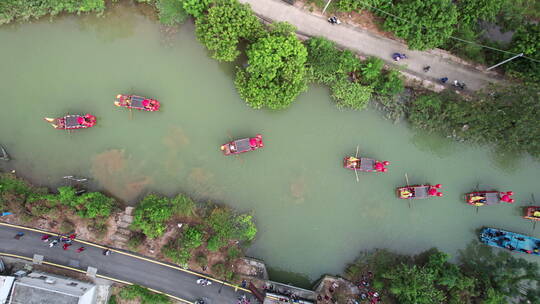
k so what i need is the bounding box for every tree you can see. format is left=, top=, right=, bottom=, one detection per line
left=195, top=0, right=264, bottom=62
left=171, top=194, right=196, bottom=217
left=182, top=0, right=213, bottom=17
left=305, top=37, right=360, bottom=85
left=131, top=194, right=174, bottom=238
left=457, top=0, right=506, bottom=25
left=506, top=23, right=540, bottom=82
left=382, top=263, right=446, bottom=304
left=381, top=0, right=458, bottom=50
left=331, top=76, right=373, bottom=110
left=157, top=0, right=188, bottom=26
left=235, top=22, right=308, bottom=109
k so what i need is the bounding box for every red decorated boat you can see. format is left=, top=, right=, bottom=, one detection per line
left=221, top=135, right=263, bottom=155
left=465, top=191, right=514, bottom=206
left=114, top=94, right=160, bottom=111
left=523, top=206, right=540, bottom=221
left=397, top=184, right=443, bottom=199
left=343, top=156, right=389, bottom=172
left=44, top=114, right=96, bottom=130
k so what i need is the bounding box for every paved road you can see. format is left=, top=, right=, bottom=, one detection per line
left=0, top=224, right=249, bottom=304
left=240, top=0, right=500, bottom=91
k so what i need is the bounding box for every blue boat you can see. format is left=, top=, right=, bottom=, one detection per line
left=480, top=228, right=540, bottom=256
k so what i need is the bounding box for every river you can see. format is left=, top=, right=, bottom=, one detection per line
left=0, top=3, right=538, bottom=286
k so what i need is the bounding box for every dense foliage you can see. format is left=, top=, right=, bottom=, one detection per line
left=163, top=225, right=204, bottom=266
left=0, top=0, right=105, bottom=25
left=119, top=285, right=170, bottom=304
left=408, top=82, right=540, bottom=157
left=505, top=23, right=540, bottom=82
left=195, top=0, right=264, bottom=62
left=345, top=245, right=539, bottom=303
left=156, top=0, right=188, bottom=26
left=182, top=0, right=213, bottom=18
left=305, top=37, right=403, bottom=110
left=235, top=22, right=308, bottom=110
left=131, top=194, right=176, bottom=239
left=379, top=0, right=458, bottom=50
left=206, top=207, right=257, bottom=251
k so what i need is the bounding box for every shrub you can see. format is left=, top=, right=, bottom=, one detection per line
left=196, top=254, right=208, bottom=269
left=182, top=0, right=213, bottom=17
left=119, top=285, right=170, bottom=304
left=77, top=192, right=115, bottom=218
left=59, top=221, right=75, bottom=234
left=157, top=0, right=188, bottom=26
left=171, top=194, right=196, bottom=217
left=131, top=194, right=174, bottom=239
left=305, top=37, right=360, bottom=85
left=331, top=77, right=373, bottom=110
left=127, top=233, right=145, bottom=251
left=0, top=0, right=106, bottom=25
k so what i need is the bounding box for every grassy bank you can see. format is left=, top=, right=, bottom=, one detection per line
left=0, top=172, right=257, bottom=281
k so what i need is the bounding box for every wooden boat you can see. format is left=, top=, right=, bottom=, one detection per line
left=523, top=206, right=540, bottom=221
left=397, top=184, right=442, bottom=199
left=343, top=156, right=389, bottom=172
left=0, top=145, right=9, bottom=161
left=114, top=94, right=160, bottom=111
left=221, top=135, right=263, bottom=156
left=465, top=191, right=514, bottom=206
left=480, top=227, right=539, bottom=255
left=44, top=114, right=96, bottom=130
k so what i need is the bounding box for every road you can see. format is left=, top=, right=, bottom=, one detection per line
left=239, top=0, right=500, bottom=91
left=0, top=224, right=250, bottom=304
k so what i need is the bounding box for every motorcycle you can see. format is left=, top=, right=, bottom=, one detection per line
left=196, top=278, right=212, bottom=286
left=452, top=80, right=466, bottom=90
left=392, top=53, right=407, bottom=61
left=327, top=16, right=341, bottom=25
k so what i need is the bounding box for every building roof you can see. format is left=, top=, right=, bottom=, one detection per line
left=0, top=276, right=15, bottom=304
left=8, top=272, right=96, bottom=304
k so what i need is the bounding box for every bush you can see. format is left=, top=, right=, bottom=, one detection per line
left=127, top=233, right=145, bottom=251
left=206, top=207, right=257, bottom=251
left=196, top=254, right=208, bottom=269
left=330, top=77, right=373, bottom=110
left=195, top=0, right=264, bottom=62
left=119, top=285, right=170, bottom=304
left=505, top=23, right=540, bottom=82
left=157, top=0, right=188, bottom=26
left=131, top=194, right=174, bottom=239
left=305, top=37, right=360, bottom=85
left=171, top=194, right=196, bottom=217
left=0, top=0, right=106, bottom=25
left=235, top=22, right=308, bottom=110
left=76, top=192, right=115, bottom=218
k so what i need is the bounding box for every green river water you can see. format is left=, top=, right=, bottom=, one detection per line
left=0, top=4, right=538, bottom=285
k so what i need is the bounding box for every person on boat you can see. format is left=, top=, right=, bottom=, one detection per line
left=401, top=189, right=413, bottom=198
left=230, top=144, right=236, bottom=152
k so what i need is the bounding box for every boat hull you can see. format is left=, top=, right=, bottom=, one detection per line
left=480, top=227, right=540, bottom=255
left=115, top=94, right=160, bottom=111
left=44, top=114, right=96, bottom=130
left=221, top=135, right=263, bottom=156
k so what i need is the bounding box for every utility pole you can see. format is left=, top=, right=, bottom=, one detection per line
left=486, top=53, right=523, bottom=71
left=322, top=0, right=333, bottom=14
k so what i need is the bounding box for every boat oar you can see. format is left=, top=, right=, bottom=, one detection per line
left=355, top=145, right=359, bottom=158
left=355, top=169, right=359, bottom=183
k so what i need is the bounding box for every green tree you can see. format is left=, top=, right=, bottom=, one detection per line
left=381, top=0, right=458, bottom=50
left=235, top=22, right=308, bottom=109
left=505, top=23, right=540, bottom=82
left=131, top=194, right=174, bottom=238
left=195, top=0, right=264, bottom=62
left=331, top=77, right=373, bottom=110
left=457, top=0, right=506, bottom=25
left=157, top=0, right=188, bottom=26
left=205, top=207, right=257, bottom=251
left=305, top=37, right=360, bottom=85
left=382, top=263, right=446, bottom=304
left=182, top=0, right=213, bottom=17
left=171, top=194, right=196, bottom=217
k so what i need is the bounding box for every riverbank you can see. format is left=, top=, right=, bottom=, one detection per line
left=0, top=172, right=256, bottom=282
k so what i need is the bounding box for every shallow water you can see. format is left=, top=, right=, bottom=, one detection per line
left=0, top=4, right=538, bottom=284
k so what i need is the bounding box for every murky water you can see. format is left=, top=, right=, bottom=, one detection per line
left=1, top=4, right=538, bottom=284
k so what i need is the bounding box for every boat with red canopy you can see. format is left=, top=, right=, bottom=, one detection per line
left=221, top=135, right=263, bottom=156
left=465, top=191, right=515, bottom=206
left=44, top=114, right=96, bottom=130
left=523, top=206, right=540, bottom=221
left=397, top=184, right=443, bottom=199
left=114, top=94, right=160, bottom=111
left=343, top=156, right=390, bottom=172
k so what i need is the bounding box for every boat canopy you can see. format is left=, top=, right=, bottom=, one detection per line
left=359, top=158, right=375, bottom=171
left=130, top=95, right=145, bottom=108
left=234, top=138, right=251, bottom=153
left=412, top=186, right=429, bottom=199
left=65, top=116, right=81, bottom=128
